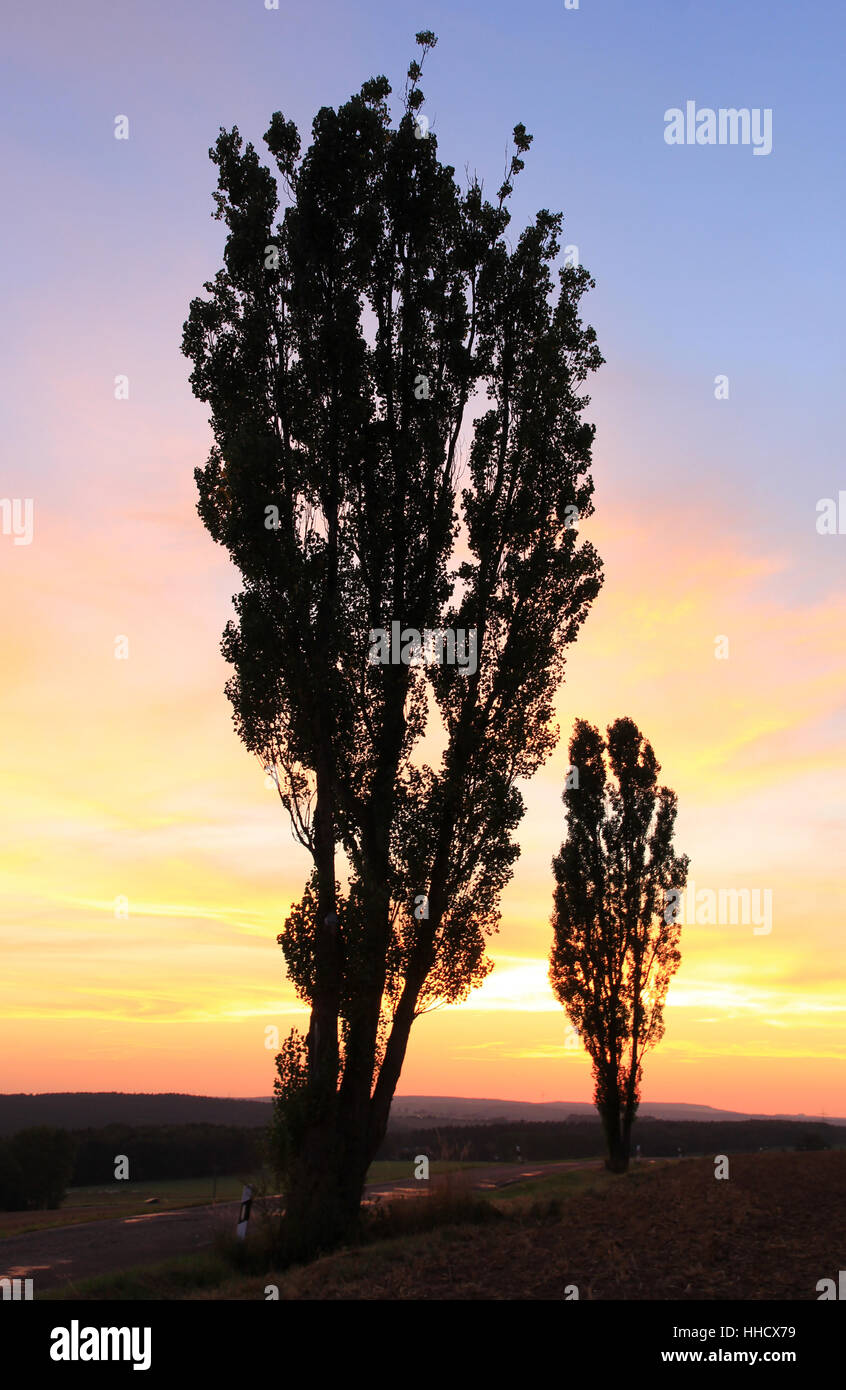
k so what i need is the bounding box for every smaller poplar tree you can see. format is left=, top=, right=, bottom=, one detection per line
left=550, top=717, right=689, bottom=1171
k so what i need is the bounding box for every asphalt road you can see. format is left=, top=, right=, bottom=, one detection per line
left=364, top=1157, right=601, bottom=1198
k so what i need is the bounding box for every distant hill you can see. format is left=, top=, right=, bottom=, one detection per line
left=0, top=1091, right=842, bottom=1137
left=386, top=1095, right=846, bottom=1126
left=0, top=1093, right=272, bottom=1136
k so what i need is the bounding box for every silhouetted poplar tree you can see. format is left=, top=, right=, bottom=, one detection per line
left=183, top=33, right=604, bottom=1254
left=550, top=718, right=689, bottom=1172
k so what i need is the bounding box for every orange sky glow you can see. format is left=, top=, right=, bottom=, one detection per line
left=2, top=363, right=843, bottom=1116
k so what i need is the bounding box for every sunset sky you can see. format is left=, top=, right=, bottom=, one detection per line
left=2, top=0, right=844, bottom=1115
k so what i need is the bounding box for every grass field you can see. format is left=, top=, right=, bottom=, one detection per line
left=365, top=1159, right=492, bottom=1183
left=0, top=1175, right=248, bottom=1239
left=0, top=1160, right=490, bottom=1239
left=480, top=1163, right=624, bottom=1203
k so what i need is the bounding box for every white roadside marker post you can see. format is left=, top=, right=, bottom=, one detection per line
left=237, top=1184, right=253, bottom=1240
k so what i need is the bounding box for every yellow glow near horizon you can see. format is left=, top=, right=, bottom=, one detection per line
left=1, top=435, right=844, bottom=1116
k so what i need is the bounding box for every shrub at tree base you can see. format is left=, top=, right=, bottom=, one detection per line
left=0, top=1126, right=76, bottom=1211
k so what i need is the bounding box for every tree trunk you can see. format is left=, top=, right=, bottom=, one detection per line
left=604, top=1130, right=629, bottom=1173
left=598, top=1095, right=630, bottom=1173
left=281, top=1115, right=369, bottom=1261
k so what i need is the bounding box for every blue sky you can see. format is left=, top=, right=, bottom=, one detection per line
left=4, top=0, right=844, bottom=523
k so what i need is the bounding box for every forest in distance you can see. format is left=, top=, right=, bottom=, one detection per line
left=0, top=1105, right=840, bottom=1205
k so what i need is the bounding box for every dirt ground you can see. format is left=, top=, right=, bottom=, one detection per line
left=264, top=1150, right=846, bottom=1300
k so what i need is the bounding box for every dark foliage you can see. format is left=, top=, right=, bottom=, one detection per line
left=378, top=1117, right=843, bottom=1162
left=551, top=718, right=689, bottom=1171
left=183, top=31, right=603, bottom=1252
left=67, top=1123, right=262, bottom=1186
left=0, top=1126, right=76, bottom=1210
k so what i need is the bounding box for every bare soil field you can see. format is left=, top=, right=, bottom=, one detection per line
left=216, top=1151, right=846, bottom=1301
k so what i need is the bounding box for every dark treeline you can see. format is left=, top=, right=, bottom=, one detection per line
left=2, top=1115, right=839, bottom=1209
left=378, top=1117, right=841, bottom=1162
left=68, top=1123, right=263, bottom=1185
left=0, top=1122, right=264, bottom=1208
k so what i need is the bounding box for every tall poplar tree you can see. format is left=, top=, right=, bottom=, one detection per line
left=183, top=33, right=604, bottom=1254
